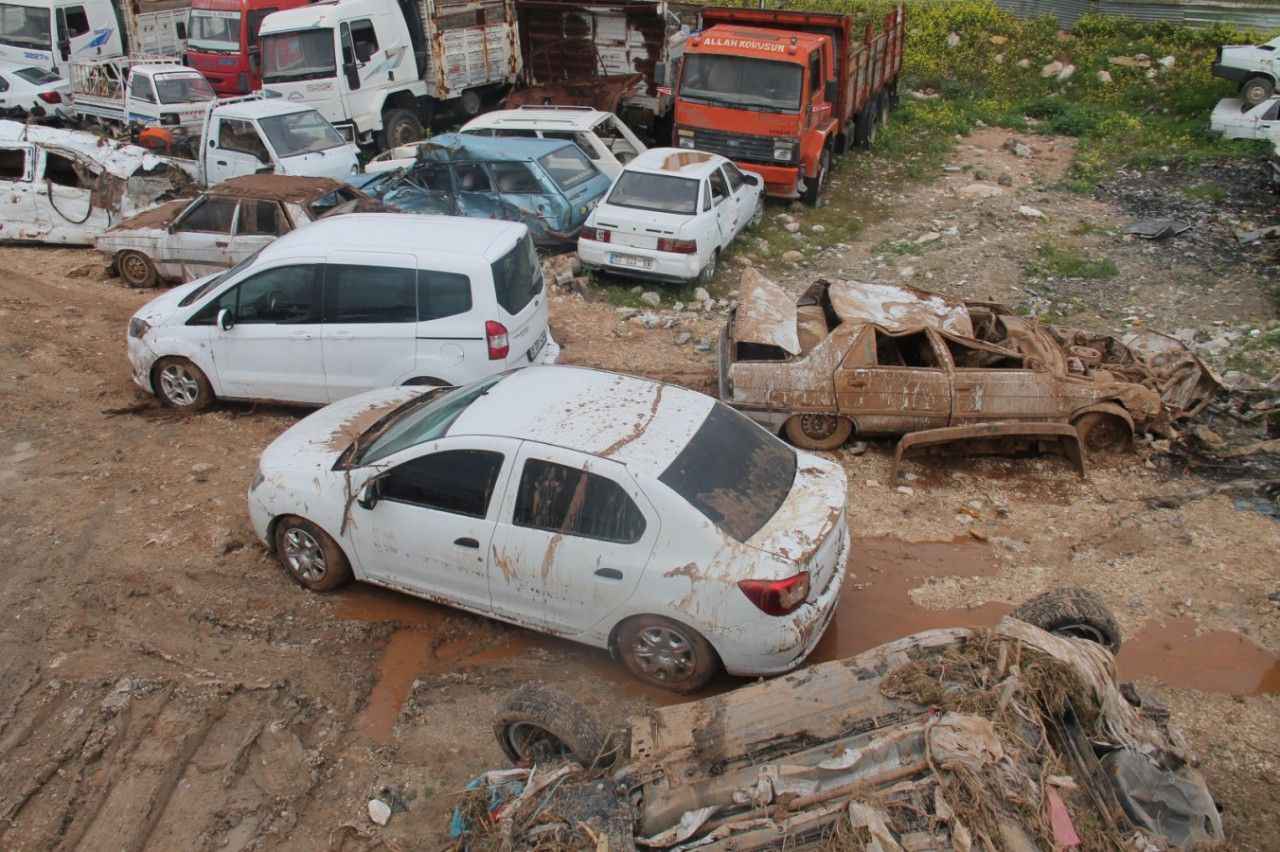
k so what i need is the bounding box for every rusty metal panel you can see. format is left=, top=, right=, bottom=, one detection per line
left=827, top=280, right=975, bottom=337
left=891, top=421, right=1088, bottom=481
left=735, top=268, right=800, bottom=355
left=424, top=0, right=522, bottom=98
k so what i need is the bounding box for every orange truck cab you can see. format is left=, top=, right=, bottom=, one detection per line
left=185, top=0, right=313, bottom=95
left=673, top=5, right=905, bottom=204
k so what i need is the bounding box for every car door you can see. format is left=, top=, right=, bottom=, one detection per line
left=937, top=331, right=1060, bottom=424
left=207, top=117, right=270, bottom=184
left=233, top=198, right=291, bottom=261
left=452, top=161, right=503, bottom=220
left=345, top=439, right=519, bottom=613
left=320, top=252, right=419, bottom=401
left=487, top=444, right=657, bottom=635
left=36, top=149, right=111, bottom=242
left=488, top=160, right=551, bottom=231
left=205, top=260, right=328, bottom=402
left=707, top=166, right=736, bottom=249
left=164, top=196, right=240, bottom=280
left=835, top=326, right=952, bottom=434
left=0, top=144, right=50, bottom=241
left=721, top=161, right=757, bottom=237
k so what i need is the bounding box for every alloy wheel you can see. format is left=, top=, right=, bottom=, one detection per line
left=631, top=625, right=695, bottom=683
left=159, top=363, right=201, bottom=407
left=282, top=527, right=327, bottom=582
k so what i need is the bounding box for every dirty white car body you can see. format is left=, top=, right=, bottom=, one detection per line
left=457, top=106, right=647, bottom=179
left=1209, top=96, right=1280, bottom=139
left=248, top=366, right=849, bottom=686
left=1212, top=37, right=1280, bottom=105
left=0, top=119, right=198, bottom=245
left=578, top=147, right=764, bottom=284
left=0, top=61, right=70, bottom=119
left=200, top=97, right=361, bottom=185
left=126, top=213, right=559, bottom=407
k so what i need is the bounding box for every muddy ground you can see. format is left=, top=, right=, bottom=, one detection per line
left=0, top=126, right=1277, bottom=851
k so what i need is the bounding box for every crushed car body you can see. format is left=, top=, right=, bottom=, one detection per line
left=719, top=272, right=1219, bottom=454
left=0, top=119, right=198, bottom=245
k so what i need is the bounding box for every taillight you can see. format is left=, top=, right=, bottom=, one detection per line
left=738, top=572, right=810, bottom=616
left=580, top=225, right=610, bottom=243
left=38, top=91, right=61, bottom=104
left=485, top=320, right=509, bottom=360
left=657, top=237, right=697, bottom=254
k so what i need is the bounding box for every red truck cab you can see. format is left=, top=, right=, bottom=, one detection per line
left=185, top=0, right=313, bottom=95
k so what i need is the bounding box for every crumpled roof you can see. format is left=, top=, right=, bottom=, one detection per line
left=0, top=120, right=183, bottom=181
left=411, top=132, right=574, bottom=163
left=735, top=268, right=800, bottom=355
left=827, top=280, right=975, bottom=337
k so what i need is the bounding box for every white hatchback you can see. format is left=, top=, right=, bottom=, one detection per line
left=126, top=213, right=558, bottom=409
left=577, top=148, right=765, bottom=285
left=0, top=62, right=70, bottom=120
left=248, top=366, right=850, bottom=692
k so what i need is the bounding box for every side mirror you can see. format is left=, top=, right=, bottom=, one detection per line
left=356, top=480, right=379, bottom=510
left=824, top=79, right=837, bottom=103
left=217, top=307, right=235, bottom=331
left=744, top=172, right=761, bottom=187
left=257, top=149, right=273, bottom=164
left=355, top=42, right=374, bottom=63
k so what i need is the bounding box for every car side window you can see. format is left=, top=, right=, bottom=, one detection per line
left=513, top=458, right=646, bottom=544
left=542, top=130, right=599, bottom=160
left=237, top=200, right=287, bottom=236
left=453, top=163, right=491, bottom=192
left=349, top=18, right=378, bottom=62
left=218, top=118, right=270, bottom=160
left=324, top=264, right=416, bottom=323
left=0, top=75, right=8, bottom=94
left=722, top=162, right=746, bottom=192
left=873, top=329, right=940, bottom=369
left=175, top=197, right=238, bottom=233
left=188, top=284, right=239, bottom=325
left=0, top=146, right=30, bottom=181
left=943, top=337, right=1026, bottom=370
left=128, top=73, right=155, bottom=104
left=709, top=170, right=727, bottom=205
left=809, top=50, right=821, bottom=94
left=701, top=179, right=711, bottom=212
left=380, top=450, right=503, bottom=518
left=236, top=265, right=321, bottom=324
left=490, top=162, right=541, bottom=193
left=418, top=269, right=472, bottom=321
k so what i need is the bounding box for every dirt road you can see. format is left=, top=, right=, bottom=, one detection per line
left=0, top=127, right=1277, bottom=850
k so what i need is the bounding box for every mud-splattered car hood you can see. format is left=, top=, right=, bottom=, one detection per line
left=259, top=387, right=427, bottom=473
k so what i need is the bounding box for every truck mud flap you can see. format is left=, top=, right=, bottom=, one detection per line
left=891, top=421, right=1088, bottom=481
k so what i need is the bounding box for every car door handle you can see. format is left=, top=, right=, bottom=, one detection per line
left=455, top=537, right=479, bottom=549
left=216, top=160, right=228, bottom=166
left=290, top=331, right=314, bottom=340
left=848, top=379, right=867, bottom=388
left=215, top=241, right=228, bottom=247
left=594, top=567, right=623, bottom=580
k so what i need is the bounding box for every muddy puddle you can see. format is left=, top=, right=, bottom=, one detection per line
left=1118, top=618, right=1280, bottom=696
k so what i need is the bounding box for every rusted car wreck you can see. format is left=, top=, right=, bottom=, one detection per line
left=467, top=589, right=1223, bottom=850
left=719, top=272, right=1216, bottom=465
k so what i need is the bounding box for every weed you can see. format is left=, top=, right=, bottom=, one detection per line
left=1026, top=243, right=1119, bottom=279
left=1183, top=182, right=1228, bottom=202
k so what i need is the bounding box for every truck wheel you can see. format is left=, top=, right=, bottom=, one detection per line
left=460, top=89, right=483, bottom=117
left=116, top=250, right=158, bottom=288
left=1243, top=76, right=1274, bottom=107
left=381, top=109, right=423, bottom=150
left=1012, top=587, right=1121, bottom=653
left=801, top=148, right=830, bottom=206
left=784, top=413, right=852, bottom=450
left=493, top=683, right=614, bottom=767
left=856, top=103, right=879, bottom=149
left=1072, top=411, right=1131, bottom=454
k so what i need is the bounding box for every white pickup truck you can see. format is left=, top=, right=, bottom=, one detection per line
left=1213, top=36, right=1280, bottom=107
left=68, top=57, right=216, bottom=135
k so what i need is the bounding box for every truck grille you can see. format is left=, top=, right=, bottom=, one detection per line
left=686, top=127, right=784, bottom=165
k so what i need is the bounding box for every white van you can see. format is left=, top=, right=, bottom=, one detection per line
left=125, top=212, right=559, bottom=409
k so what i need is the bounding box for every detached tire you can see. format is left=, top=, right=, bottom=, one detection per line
left=1243, top=76, right=1275, bottom=107
left=117, top=250, right=158, bottom=288
left=784, top=413, right=853, bottom=451
left=494, top=683, right=613, bottom=767
left=1012, top=587, right=1121, bottom=653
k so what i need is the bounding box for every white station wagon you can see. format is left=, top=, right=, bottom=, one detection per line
left=577, top=148, right=765, bottom=285
left=126, top=213, right=558, bottom=409
left=248, top=366, right=850, bottom=692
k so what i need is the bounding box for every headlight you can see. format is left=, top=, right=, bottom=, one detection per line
left=128, top=317, right=150, bottom=339
left=773, top=141, right=795, bottom=162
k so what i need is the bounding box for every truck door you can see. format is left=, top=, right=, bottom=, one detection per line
left=207, top=117, right=273, bottom=183
left=54, top=4, right=100, bottom=66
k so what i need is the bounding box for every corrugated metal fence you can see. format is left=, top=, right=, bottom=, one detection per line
left=993, top=0, right=1280, bottom=29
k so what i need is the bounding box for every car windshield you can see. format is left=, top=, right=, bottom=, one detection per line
left=680, top=54, right=803, bottom=113
left=491, top=233, right=541, bottom=316
left=188, top=9, right=241, bottom=51
left=0, top=3, right=50, bottom=50
left=14, top=66, right=59, bottom=85
left=537, top=144, right=598, bottom=191
left=607, top=172, right=699, bottom=215
left=658, top=402, right=797, bottom=542
left=354, top=375, right=507, bottom=465
left=259, top=109, right=345, bottom=156
left=262, top=29, right=337, bottom=83
left=154, top=72, right=216, bottom=103
left=178, top=246, right=265, bottom=308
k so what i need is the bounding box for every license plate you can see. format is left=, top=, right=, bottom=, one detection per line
left=527, top=328, right=547, bottom=362
left=609, top=252, right=653, bottom=270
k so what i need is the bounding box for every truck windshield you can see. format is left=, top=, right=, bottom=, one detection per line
left=537, top=144, right=598, bottom=191
left=261, top=109, right=346, bottom=156
left=154, top=73, right=216, bottom=103
left=188, top=9, right=241, bottom=51
left=262, top=29, right=337, bottom=83
left=0, top=4, right=51, bottom=50
left=681, top=54, right=803, bottom=114
left=607, top=172, right=698, bottom=215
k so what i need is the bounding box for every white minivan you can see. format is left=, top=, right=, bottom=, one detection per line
left=126, top=213, right=559, bottom=409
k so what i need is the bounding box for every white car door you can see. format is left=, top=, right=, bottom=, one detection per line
left=163, top=196, right=240, bottom=280
left=320, top=252, right=419, bottom=401
left=721, top=161, right=759, bottom=237
left=206, top=117, right=272, bottom=185
left=0, top=144, right=51, bottom=241
left=232, top=198, right=291, bottom=262
left=707, top=166, right=737, bottom=250
left=345, top=437, right=520, bottom=613
left=36, top=149, right=111, bottom=243
left=206, top=259, right=329, bottom=402
left=486, top=443, right=658, bottom=635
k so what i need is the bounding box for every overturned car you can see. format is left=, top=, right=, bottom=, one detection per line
left=474, top=588, right=1223, bottom=850
left=719, top=273, right=1217, bottom=457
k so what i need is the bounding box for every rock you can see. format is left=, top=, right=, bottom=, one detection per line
left=369, top=799, right=392, bottom=826
left=1193, top=425, right=1225, bottom=447
left=672, top=301, right=685, bottom=312
left=639, top=313, right=659, bottom=329
left=784, top=221, right=800, bottom=233
left=909, top=89, right=940, bottom=101
left=1157, top=55, right=1175, bottom=68
left=846, top=441, right=868, bottom=456
left=782, top=250, right=804, bottom=264
left=895, top=486, right=914, bottom=495
left=946, top=32, right=961, bottom=48
left=1145, top=69, right=1157, bottom=79
left=693, top=338, right=711, bottom=353
left=1096, top=69, right=1112, bottom=84
left=191, top=462, right=216, bottom=482
left=1003, top=138, right=1033, bottom=158
left=1056, top=63, right=1076, bottom=82
left=1110, top=55, right=1150, bottom=68
left=693, top=287, right=711, bottom=303
left=675, top=331, right=692, bottom=345
left=1040, top=60, right=1063, bottom=78
left=639, top=291, right=661, bottom=308
left=1018, top=205, right=1045, bottom=220
left=993, top=53, right=1005, bottom=65
left=1017, top=58, right=1031, bottom=69
left=898, top=266, right=915, bottom=279
left=990, top=35, right=1008, bottom=45
left=67, top=262, right=105, bottom=280
left=217, top=529, right=245, bottom=555
left=616, top=307, right=640, bottom=320
left=630, top=285, right=643, bottom=294
left=997, top=173, right=1013, bottom=187
left=942, top=164, right=962, bottom=173
left=811, top=224, right=826, bottom=233
left=569, top=277, right=592, bottom=299
left=916, top=231, right=941, bottom=245
left=957, top=183, right=1004, bottom=199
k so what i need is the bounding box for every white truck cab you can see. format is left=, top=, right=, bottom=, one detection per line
left=1214, top=36, right=1280, bottom=107
left=201, top=95, right=360, bottom=183
left=0, top=0, right=187, bottom=76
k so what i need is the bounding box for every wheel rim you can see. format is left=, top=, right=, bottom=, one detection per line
left=391, top=120, right=419, bottom=148
left=1247, top=82, right=1270, bottom=104
left=631, top=625, right=695, bottom=683
left=800, top=413, right=838, bottom=440
left=282, top=527, right=327, bottom=582
left=121, top=253, right=150, bottom=285
left=1054, top=622, right=1109, bottom=647
left=159, top=363, right=201, bottom=406
left=504, top=722, right=570, bottom=763
left=1084, top=417, right=1125, bottom=451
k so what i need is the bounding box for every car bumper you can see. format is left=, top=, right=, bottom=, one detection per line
left=733, top=161, right=802, bottom=199
left=1212, top=63, right=1253, bottom=84
left=578, top=238, right=704, bottom=283
left=127, top=335, right=159, bottom=394
left=248, top=487, right=273, bottom=548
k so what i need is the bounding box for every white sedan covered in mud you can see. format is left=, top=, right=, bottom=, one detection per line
left=249, top=366, right=849, bottom=692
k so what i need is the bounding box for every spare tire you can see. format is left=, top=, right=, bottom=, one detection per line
left=493, top=683, right=615, bottom=768
left=1012, top=587, right=1121, bottom=653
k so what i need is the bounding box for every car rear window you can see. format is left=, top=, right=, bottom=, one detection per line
left=15, top=66, right=60, bottom=85
left=538, top=144, right=598, bottom=191
left=658, top=403, right=797, bottom=542
left=490, top=233, right=542, bottom=316
left=607, top=172, right=699, bottom=215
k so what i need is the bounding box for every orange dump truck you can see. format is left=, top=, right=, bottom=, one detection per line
left=673, top=5, right=905, bottom=204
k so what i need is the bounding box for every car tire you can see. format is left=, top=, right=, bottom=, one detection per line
left=784, top=413, right=853, bottom=451
left=1243, top=76, right=1275, bottom=107
left=152, top=357, right=214, bottom=410
left=696, top=249, right=718, bottom=286
left=616, top=615, right=719, bottom=693
left=1072, top=411, right=1131, bottom=454
left=381, top=108, right=423, bottom=150
left=1011, top=587, right=1121, bottom=653
left=272, top=515, right=353, bottom=593
left=116, top=250, right=158, bottom=289
left=493, top=682, right=617, bottom=768
left=801, top=147, right=830, bottom=206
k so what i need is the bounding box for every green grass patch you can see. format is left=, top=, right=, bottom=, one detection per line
left=1183, top=182, right=1228, bottom=202
left=1026, top=243, right=1119, bottom=279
